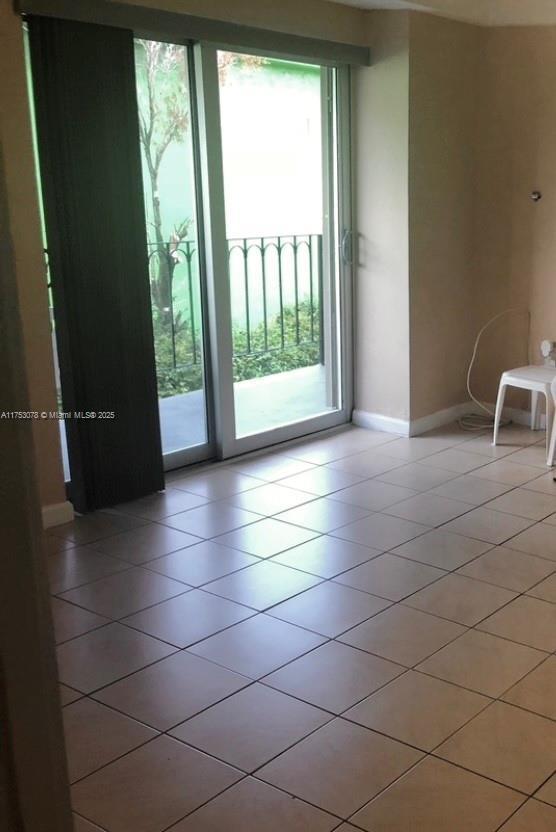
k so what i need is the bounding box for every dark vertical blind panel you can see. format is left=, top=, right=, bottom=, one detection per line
left=28, top=16, right=164, bottom=511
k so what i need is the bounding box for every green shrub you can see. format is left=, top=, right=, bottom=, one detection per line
left=154, top=300, right=320, bottom=398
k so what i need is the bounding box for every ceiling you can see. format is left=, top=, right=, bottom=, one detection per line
left=330, top=0, right=556, bottom=26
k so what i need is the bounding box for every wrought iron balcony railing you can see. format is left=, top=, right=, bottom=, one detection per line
left=146, top=233, right=323, bottom=371
left=46, top=232, right=324, bottom=375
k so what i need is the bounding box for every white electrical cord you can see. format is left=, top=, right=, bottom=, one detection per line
left=458, top=308, right=530, bottom=431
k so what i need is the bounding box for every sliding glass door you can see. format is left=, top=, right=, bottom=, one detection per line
left=134, top=40, right=214, bottom=469
left=197, top=45, right=352, bottom=460
left=134, top=41, right=352, bottom=467
left=217, top=52, right=341, bottom=439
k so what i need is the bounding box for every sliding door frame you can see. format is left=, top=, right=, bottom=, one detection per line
left=193, top=43, right=353, bottom=460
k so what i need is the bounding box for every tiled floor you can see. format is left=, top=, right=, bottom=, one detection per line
left=45, top=422, right=556, bottom=831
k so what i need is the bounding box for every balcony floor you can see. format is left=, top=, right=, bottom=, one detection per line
left=60, top=364, right=333, bottom=478
left=160, top=363, right=332, bottom=454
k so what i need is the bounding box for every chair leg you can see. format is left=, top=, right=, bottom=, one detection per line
left=492, top=382, right=507, bottom=446
left=546, top=395, right=556, bottom=465
left=531, top=391, right=539, bottom=430
left=548, top=416, right=556, bottom=467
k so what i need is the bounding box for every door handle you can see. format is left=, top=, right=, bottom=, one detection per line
left=340, top=229, right=353, bottom=266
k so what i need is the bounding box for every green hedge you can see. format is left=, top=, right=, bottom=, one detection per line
left=154, top=300, right=320, bottom=398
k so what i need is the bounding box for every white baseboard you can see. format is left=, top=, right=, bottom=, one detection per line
left=408, top=402, right=477, bottom=436
left=353, top=401, right=546, bottom=438
left=352, top=409, right=409, bottom=436
left=42, top=500, right=74, bottom=529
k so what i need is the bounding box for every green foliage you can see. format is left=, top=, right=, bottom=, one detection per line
left=153, top=301, right=320, bottom=398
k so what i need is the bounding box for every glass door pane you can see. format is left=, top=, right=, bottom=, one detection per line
left=217, top=52, right=342, bottom=439
left=134, top=40, right=211, bottom=465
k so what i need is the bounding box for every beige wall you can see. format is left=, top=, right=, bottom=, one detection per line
left=0, top=0, right=65, bottom=508
left=472, top=25, right=556, bottom=407
left=354, top=11, right=411, bottom=421
left=408, top=13, right=484, bottom=419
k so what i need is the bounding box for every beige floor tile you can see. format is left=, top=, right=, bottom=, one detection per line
left=63, top=697, right=156, bottom=782
left=491, top=425, right=543, bottom=446
left=171, top=683, right=330, bottom=771
left=226, top=482, right=315, bottom=515
left=384, top=494, right=471, bottom=526
left=145, top=540, right=259, bottom=587
left=60, top=684, right=82, bottom=706
left=327, top=451, right=405, bottom=478
left=443, top=507, right=533, bottom=545
left=269, top=581, right=390, bottom=637
left=90, top=523, right=200, bottom=564
left=231, top=453, right=315, bottom=482
left=276, top=497, right=371, bottom=533
left=428, top=475, right=512, bottom=506
left=351, top=756, right=523, bottom=832
left=123, top=589, right=254, bottom=648
left=203, top=561, right=321, bottom=610
left=114, top=488, right=209, bottom=521
left=51, top=598, right=109, bottom=644
left=522, top=471, right=556, bottom=496
left=73, top=815, right=106, bottom=832
left=93, top=650, right=249, bottom=730
left=278, top=466, right=366, bottom=496
left=168, top=777, right=338, bottom=832
left=498, top=800, right=556, bottom=831
left=258, top=718, right=421, bottom=818
left=546, top=512, right=556, bottom=525
left=49, top=511, right=146, bottom=545
left=437, top=701, right=556, bottom=793
left=339, top=604, right=465, bottom=666
left=374, top=435, right=458, bottom=460
left=345, top=670, right=489, bottom=751
left=45, top=534, right=77, bottom=555
left=335, top=553, right=444, bottom=601
left=332, top=514, right=430, bottom=551
left=57, top=622, right=175, bottom=693
left=392, top=529, right=491, bottom=570
left=417, top=629, right=546, bottom=697
left=170, top=468, right=263, bottom=499
left=376, top=463, right=458, bottom=492
left=472, top=460, right=542, bottom=486
left=48, top=547, right=129, bottom=595
left=486, top=488, right=556, bottom=521
left=161, top=503, right=261, bottom=538
left=406, top=573, right=516, bottom=626
left=285, top=429, right=397, bottom=465
left=502, top=656, right=556, bottom=720
left=506, top=445, right=551, bottom=468
left=331, top=480, right=417, bottom=512
left=59, top=567, right=188, bottom=619
left=536, top=773, right=556, bottom=807
left=527, top=572, right=556, bottom=602
left=457, top=436, right=518, bottom=458
left=214, top=518, right=319, bottom=558
left=478, top=595, right=556, bottom=652
left=420, top=448, right=488, bottom=474
left=458, top=546, right=556, bottom=592
left=506, top=522, right=556, bottom=560
left=71, top=735, right=241, bottom=832
left=188, top=614, right=325, bottom=679
left=263, top=640, right=403, bottom=713
left=272, top=535, right=381, bottom=579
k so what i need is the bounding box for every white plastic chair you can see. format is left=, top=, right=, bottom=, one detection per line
left=492, top=365, right=556, bottom=465
left=549, top=377, right=556, bottom=468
